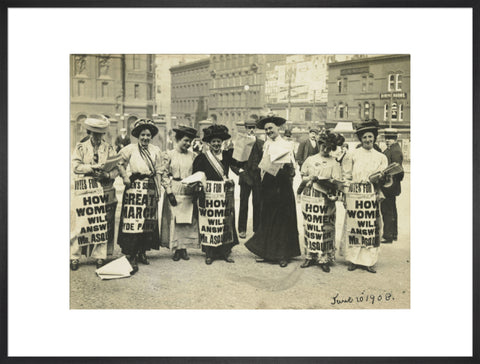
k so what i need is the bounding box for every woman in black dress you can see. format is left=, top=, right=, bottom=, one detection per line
left=245, top=115, right=301, bottom=267
left=192, top=124, right=239, bottom=265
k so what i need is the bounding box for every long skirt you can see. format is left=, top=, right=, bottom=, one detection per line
left=300, top=186, right=336, bottom=264
left=117, top=177, right=161, bottom=256
left=340, top=182, right=382, bottom=267
left=197, top=180, right=238, bottom=258
left=70, top=176, right=117, bottom=260
left=245, top=171, right=301, bottom=261
left=160, top=180, right=199, bottom=252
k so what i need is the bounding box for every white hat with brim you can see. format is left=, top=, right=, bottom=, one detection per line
left=84, top=117, right=110, bottom=134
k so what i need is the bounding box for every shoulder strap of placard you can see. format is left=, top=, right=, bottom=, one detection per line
left=205, top=151, right=227, bottom=181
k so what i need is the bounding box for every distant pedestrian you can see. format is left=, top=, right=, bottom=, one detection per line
left=115, top=128, right=131, bottom=153
left=380, top=128, right=404, bottom=243
left=296, top=128, right=319, bottom=169
left=230, top=118, right=264, bottom=239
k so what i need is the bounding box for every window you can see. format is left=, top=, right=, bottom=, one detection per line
left=147, top=84, right=152, bottom=100
left=396, top=74, right=403, bottom=91
left=364, top=101, right=370, bottom=119
left=134, top=84, right=140, bottom=99
left=388, top=74, right=395, bottom=91
left=362, top=75, right=367, bottom=92
left=343, top=77, right=348, bottom=93
left=338, top=105, right=344, bottom=119
left=337, top=79, right=342, bottom=93
left=101, top=82, right=109, bottom=98
left=391, top=102, right=398, bottom=121
left=77, top=80, right=85, bottom=97
left=371, top=103, right=375, bottom=119
left=388, top=73, right=403, bottom=91
left=358, top=103, right=362, bottom=118
left=305, top=108, right=312, bottom=121
left=384, top=103, right=389, bottom=120
left=398, top=104, right=404, bottom=121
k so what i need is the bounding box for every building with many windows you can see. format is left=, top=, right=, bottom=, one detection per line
left=70, top=54, right=157, bottom=150
left=326, top=54, right=410, bottom=134
left=207, top=54, right=268, bottom=134
left=170, top=58, right=210, bottom=131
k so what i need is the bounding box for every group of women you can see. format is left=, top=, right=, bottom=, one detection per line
left=71, top=115, right=389, bottom=275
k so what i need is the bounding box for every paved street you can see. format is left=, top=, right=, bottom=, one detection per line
left=70, top=164, right=410, bottom=309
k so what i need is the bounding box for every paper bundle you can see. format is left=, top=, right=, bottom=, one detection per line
left=102, top=154, right=123, bottom=172
left=232, top=135, right=256, bottom=162
left=182, top=171, right=207, bottom=187
left=171, top=195, right=194, bottom=224
left=96, top=256, right=133, bottom=280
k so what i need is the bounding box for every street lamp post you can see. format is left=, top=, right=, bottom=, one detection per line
left=244, top=84, right=250, bottom=120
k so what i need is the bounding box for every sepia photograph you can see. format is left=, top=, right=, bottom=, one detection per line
left=70, top=53, right=411, bottom=309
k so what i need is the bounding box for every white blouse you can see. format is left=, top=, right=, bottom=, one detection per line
left=342, top=147, right=388, bottom=183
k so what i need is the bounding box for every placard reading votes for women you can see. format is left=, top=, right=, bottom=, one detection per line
left=73, top=177, right=117, bottom=246
left=345, top=182, right=380, bottom=247
left=198, top=181, right=235, bottom=247
left=121, top=180, right=158, bottom=233
left=301, top=188, right=336, bottom=254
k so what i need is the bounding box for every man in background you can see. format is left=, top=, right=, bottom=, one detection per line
left=231, top=119, right=264, bottom=239
left=115, top=127, right=130, bottom=153
left=381, top=128, right=404, bottom=244
left=296, top=128, right=319, bottom=169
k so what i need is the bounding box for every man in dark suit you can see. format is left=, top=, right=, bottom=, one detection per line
left=115, top=128, right=131, bottom=153
left=231, top=119, right=264, bottom=239
left=296, top=128, right=319, bottom=169
left=381, top=129, right=404, bottom=243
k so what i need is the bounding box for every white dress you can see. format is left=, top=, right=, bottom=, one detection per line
left=341, top=147, right=388, bottom=266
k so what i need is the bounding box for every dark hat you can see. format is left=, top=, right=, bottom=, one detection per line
left=84, top=117, right=109, bottom=134
left=383, top=128, right=399, bottom=140
left=318, top=130, right=345, bottom=152
left=355, top=119, right=380, bottom=141
left=131, top=118, right=159, bottom=138
left=284, top=129, right=292, bottom=137
left=172, top=125, right=198, bottom=139
left=202, top=124, right=231, bottom=142
left=309, top=128, right=320, bottom=134
left=256, top=115, right=286, bottom=130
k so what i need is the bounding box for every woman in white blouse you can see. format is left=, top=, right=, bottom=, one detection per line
left=341, top=120, right=388, bottom=273
left=117, top=119, right=173, bottom=273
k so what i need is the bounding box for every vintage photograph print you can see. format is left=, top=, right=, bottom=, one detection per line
left=70, top=54, right=410, bottom=309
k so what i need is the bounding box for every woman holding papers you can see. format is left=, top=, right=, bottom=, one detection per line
left=299, top=130, right=344, bottom=272
left=71, top=116, right=119, bottom=271
left=245, top=115, right=300, bottom=268
left=116, top=119, right=172, bottom=273
left=159, top=126, right=200, bottom=261
left=192, top=124, right=239, bottom=265
left=341, top=120, right=388, bottom=273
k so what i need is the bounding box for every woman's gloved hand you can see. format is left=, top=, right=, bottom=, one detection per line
left=167, top=193, right=177, bottom=206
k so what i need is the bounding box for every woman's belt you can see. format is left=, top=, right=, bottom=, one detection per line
left=129, top=173, right=153, bottom=182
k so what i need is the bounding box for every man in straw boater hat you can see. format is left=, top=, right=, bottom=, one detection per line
left=341, top=119, right=388, bottom=273
left=71, top=116, right=119, bottom=271
left=230, top=117, right=264, bottom=239
left=245, top=113, right=301, bottom=268
left=380, top=128, right=404, bottom=244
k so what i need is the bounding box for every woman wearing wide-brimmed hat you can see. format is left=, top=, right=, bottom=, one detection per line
left=116, top=118, right=171, bottom=273
left=71, top=116, right=119, bottom=271
left=192, top=124, right=240, bottom=265
left=159, top=125, right=200, bottom=261
left=341, top=119, right=388, bottom=273
left=245, top=115, right=301, bottom=268
left=299, top=130, right=344, bottom=272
